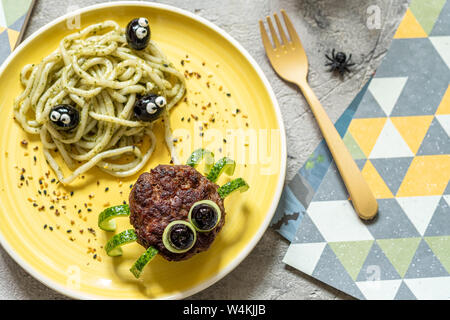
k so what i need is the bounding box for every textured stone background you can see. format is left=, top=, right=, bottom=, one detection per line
left=0, top=0, right=409, bottom=299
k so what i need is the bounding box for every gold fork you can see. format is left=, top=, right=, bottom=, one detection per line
left=260, top=10, right=378, bottom=220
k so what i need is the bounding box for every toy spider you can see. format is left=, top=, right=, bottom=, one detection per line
left=325, top=49, right=355, bottom=75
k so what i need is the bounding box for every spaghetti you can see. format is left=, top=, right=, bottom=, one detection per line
left=13, top=20, right=185, bottom=184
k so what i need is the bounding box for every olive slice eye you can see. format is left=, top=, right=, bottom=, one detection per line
left=135, top=27, right=148, bottom=40
left=146, top=102, right=158, bottom=114
left=162, top=220, right=197, bottom=253
left=60, top=113, right=71, bottom=124
left=155, top=96, right=166, bottom=107
left=50, top=111, right=61, bottom=121
left=188, top=200, right=221, bottom=232
left=138, top=17, right=149, bottom=27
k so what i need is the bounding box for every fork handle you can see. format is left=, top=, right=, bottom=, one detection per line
left=297, top=81, right=378, bottom=220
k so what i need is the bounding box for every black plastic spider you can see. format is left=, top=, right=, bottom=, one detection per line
left=325, top=49, right=355, bottom=75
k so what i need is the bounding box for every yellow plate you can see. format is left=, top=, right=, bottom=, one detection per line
left=0, top=2, right=286, bottom=299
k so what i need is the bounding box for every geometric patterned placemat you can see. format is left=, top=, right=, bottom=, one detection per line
left=0, top=0, right=35, bottom=65
left=270, top=81, right=371, bottom=241
left=284, top=0, right=450, bottom=300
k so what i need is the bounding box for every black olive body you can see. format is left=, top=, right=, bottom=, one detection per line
left=133, top=94, right=166, bottom=122
left=191, top=203, right=219, bottom=231
left=49, top=105, right=80, bottom=130
left=169, top=224, right=195, bottom=250
left=126, top=17, right=150, bottom=50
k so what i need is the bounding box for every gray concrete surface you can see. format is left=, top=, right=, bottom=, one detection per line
left=0, top=0, right=409, bottom=299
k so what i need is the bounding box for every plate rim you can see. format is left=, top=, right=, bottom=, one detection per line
left=0, top=1, right=287, bottom=300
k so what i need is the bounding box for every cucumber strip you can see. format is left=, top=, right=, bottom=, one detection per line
left=206, top=157, right=236, bottom=182
left=186, top=148, right=215, bottom=174
left=98, top=204, right=130, bottom=232
left=218, top=178, right=249, bottom=199
left=130, top=246, right=159, bottom=279
left=105, top=229, right=138, bottom=257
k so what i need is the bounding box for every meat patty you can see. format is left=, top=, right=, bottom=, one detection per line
left=129, top=164, right=225, bottom=261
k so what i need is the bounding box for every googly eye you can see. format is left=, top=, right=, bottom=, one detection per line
left=135, top=27, right=148, bottom=40
left=138, top=18, right=149, bottom=28
left=60, top=114, right=71, bottom=125
left=50, top=111, right=61, bottom=122
left=146, top=102, right=158, bottom=114
left=155, top=96, right=166, bottom=107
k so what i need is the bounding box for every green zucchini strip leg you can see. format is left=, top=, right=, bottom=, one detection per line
left=186, top=148, right=215, bottom=174
left=130, top=246, right=159, bottom=279
left=98, top=204, right=130, bottom=232
left=105, top=229, right=138, bottom=257
left=206, top=157, right=236, bottom=182
left=218, top=178, right=249, bottom=199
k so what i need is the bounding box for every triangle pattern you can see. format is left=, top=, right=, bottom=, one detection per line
left=356, top=280, right=402, bottom=300
left=2, top=0, right=32, bottom=27
left=430, top=36, right=450, bottom=70
left=329, top=241, right=374, bottom=281
left=430, top=0, right=450, bottom=36
left=377, top=237, right=421, bottom=277
left=354, top=159, right=367, bottom=171
left=307, top=200, right=374, bottom=242
left=366, top=199, right=421, bottom=239
left=397, top=155, right=450, bottom=197
left=371, top=157, right=413, bottom=195
left=356, top=241, right=401, bottom=281
left=312, top=244, right=365, bottom=300
left=369, top=119, right=414, bottom=159
left=417, top=117, right=450, bottom=155
left=404, top=239, right=449, bottom=278
left=391, top=116, right=434, bottom=154
left=292, top=213, right=325, bottom=244
left=361, top=160, right=394, bottom=199
left=445, top=194, right=450, bottom=205
left=425, top=236, right=450, bottom=274
left=283, top=242, right=327, bottom=276
left=436, top=86, right=450, bottom=114
left=0, top=26, right=5, bottom=34
left=343, top=132, right=366, bottom=160
left=8, top=13, right=26, bottom=32
left=394, top=9, right=428, bottom=39
left=0, top=0, right=5, bottom=28
left=0, top=28, right=10, bottom=65
left=404, top=277, right=450, bottom=299
left=353, top=90, right=387, bottom=119
left=424, top=198, right=450, bottom=236
left=436, top=115, right=450, bottom=137
left=312, top=162, right=349, bottom=202
left=368, top=77, right=408, bottom=116
left=397, top=196, right=442, bottom=235
left=410, top=0, right=447, bottom=35
left=348, top=118, right=387, bottom=157
left=394, top=281, right=417, bottom=300
left=7, top=28, right=18, bottom=50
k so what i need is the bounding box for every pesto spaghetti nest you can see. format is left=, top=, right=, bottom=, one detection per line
left=13, top=20, right=185, bottom=185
